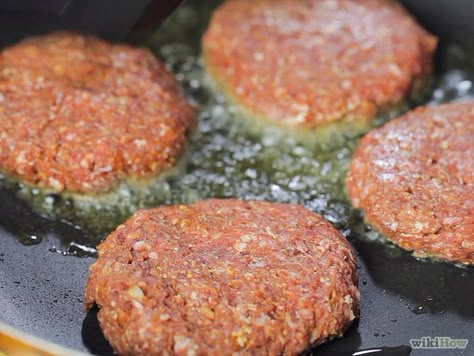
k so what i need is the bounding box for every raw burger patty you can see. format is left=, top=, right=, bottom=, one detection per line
left=0, top=32, right=195, bottom=194
left=85, top=199, right=359, bottom=355
left=203, top=0, right=436, bottom=129
left=347, top=101, right=474, bottom=265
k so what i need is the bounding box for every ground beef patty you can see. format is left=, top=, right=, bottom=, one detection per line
left=85, top=199, right=359, bottom=355
left=203, top=0, right=436, bottom=130
left=0, top=32, right=195, bottom=194
left=347, top=102, right=474, bottom=265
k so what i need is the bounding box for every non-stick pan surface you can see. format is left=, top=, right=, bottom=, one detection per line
left=0, top=1, right=473, bottom=355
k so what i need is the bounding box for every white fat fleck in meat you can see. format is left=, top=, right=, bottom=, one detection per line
left=133, top=240, right=151, bottom=252
left=289, top=103, right=309, bottom=124
left=48, top=177, right=64, bottom=191
left=234, top=241, right=247, bottom=252
left=254, top=52, right=264, bottom=61
left=388, top=63, right=403, bottom=77
left=65, top=133, right=76, bottom=141
left=173, top=335, right=196, bottom=355
left=96, top=165, right=113, bottom=173
left=389, top=222, right=399, bottom=231
left=134, top=139, right=148, bottom=148
left=16, top=151, right=27, bottom=165
left=414, top=221, right=427, bottom=233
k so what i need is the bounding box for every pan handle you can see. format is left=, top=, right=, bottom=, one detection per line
left=0, top=322, right=84, bottom=356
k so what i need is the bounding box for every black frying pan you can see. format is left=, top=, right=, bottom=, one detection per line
left=400, top=0, right=474, bottom=53
left=0, top=0, right=184, bottom=47
left=0, top=1, right=473, bottom=355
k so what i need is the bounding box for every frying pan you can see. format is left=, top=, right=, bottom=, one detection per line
left=0, top=0, right=185, bottom=45
left=0, top=1, right=473, bottom=355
